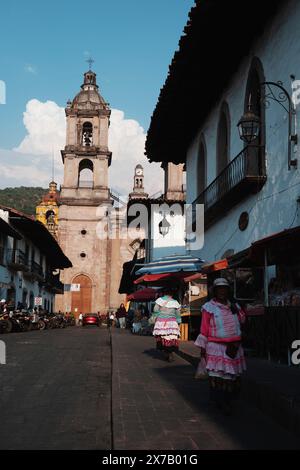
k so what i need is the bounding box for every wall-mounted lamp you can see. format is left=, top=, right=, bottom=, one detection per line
left=237, top=97, right=260, bottom=144
left=238, top=81, right=298, bottom=169
left=158, top=214, right=171, bottom=237
left=261, top=81, right=297, bottom=169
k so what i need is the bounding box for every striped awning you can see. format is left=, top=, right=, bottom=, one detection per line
left=135, top=254, right=205, bottom=275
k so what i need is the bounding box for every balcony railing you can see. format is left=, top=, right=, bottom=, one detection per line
left=6, top=249, right=28, bottom=270
left=31, top=261, right=44, bottom=278
left=44, top=271, right=63, bottom=293
left=192, top=145, right=266, bottom=228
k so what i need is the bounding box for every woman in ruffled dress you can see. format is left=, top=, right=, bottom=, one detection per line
left=195, top=277, right=246, bottom=414
left=152, top=289, right=181, bottom=362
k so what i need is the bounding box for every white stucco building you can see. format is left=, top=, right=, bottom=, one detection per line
left=0, top=206, right=71, bottom=311
left=146, top=0, right=300, bottom=264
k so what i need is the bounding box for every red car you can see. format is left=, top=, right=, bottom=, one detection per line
left=82, top=313, right=100, bottom=327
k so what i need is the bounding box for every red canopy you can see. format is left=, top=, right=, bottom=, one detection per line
left=134, top=272, right=190, bottom=285
left=127, top=288, right=160, bottom=301
left=201, top=259, right=228, bottom=273
left=184, top=273, right=206, bottom=282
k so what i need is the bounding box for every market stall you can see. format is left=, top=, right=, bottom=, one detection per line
left=181, top=273, right=207, bottom=341
left=202, top=227, right=300, bottom=364
left=133, top=254, right=205, bottom=341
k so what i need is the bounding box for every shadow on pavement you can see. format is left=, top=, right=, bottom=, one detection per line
left=142, top=346, right=300, bottom=450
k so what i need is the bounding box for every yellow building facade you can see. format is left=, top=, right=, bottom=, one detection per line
left=36, top=181, right=60, bottom=239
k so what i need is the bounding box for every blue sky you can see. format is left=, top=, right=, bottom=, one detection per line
left=0, top=0, right=195, bottom=150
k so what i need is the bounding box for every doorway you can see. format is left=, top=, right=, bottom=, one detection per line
left=71, top=274, right=92, bottom=317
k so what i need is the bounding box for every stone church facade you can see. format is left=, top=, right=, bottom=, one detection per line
left=54, top=69, right=132, bottom=316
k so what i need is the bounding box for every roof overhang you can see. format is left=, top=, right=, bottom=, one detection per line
left=145, top=0, right=285, bottom=165
left=0, top=205, right=72, bottom=269
left=0, top=217, right=22, bottom=239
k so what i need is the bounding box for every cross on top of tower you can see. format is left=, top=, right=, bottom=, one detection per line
left=86, top=57, right=94, bottom=70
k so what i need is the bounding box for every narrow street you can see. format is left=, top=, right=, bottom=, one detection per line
left=112, top=329, right=300, bottom=450
left=0, top=328, right=112, bottom=450
left=0, top=327, right=299, bottom=450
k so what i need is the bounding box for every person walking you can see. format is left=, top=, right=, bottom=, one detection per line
left=195, top=278, right=246, bottom=415
left=132, top=308, right=142, bottom=334
left=152, top=288, right=181, bottom=362
left=116, top=303, right=127, bottom=329
left=109, top=311, right=116, bottom=328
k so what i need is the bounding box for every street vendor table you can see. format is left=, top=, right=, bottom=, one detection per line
left=180, top=311, right=202, bottom=341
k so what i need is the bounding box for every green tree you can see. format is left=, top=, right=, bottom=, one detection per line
left=0, top=187, right=48, bottom=216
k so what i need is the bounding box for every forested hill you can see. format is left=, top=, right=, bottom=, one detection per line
left=0, top=187, right=47, bottom=216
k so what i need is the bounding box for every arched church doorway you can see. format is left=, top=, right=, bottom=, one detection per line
left=71, top=274, right=92, bottom=317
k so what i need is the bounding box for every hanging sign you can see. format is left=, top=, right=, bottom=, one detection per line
left=34, top=297, right=43, bottom=306
left=70, top=284, right=81, bottom=292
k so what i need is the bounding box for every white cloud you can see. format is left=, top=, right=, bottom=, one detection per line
left=14, top=99, right=65, bottom=159
left=109, top=109, right=163, bottom=196
left=24, top=64, right=37, bottom=75
left=0, top=149, right=57, bottom=188
left=5, top=99, right=163, bottom=195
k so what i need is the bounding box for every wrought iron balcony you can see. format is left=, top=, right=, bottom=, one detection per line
left=44, top=271, right=63, bottom=293
left=192, top=145, right=266, bottom=228
left=31, top=261, right=44, bottom=279
left=6, top=249, right=28, bottom=271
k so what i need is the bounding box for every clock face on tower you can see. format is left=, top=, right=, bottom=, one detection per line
left=136, top=169, right=143, bottom=176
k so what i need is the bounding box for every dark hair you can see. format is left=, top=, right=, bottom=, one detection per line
left=162, top=287, right=174, bottom=295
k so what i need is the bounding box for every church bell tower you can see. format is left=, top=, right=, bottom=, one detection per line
left=56, top=67, right=114, bottom=316
left=61, top=69, right=112, bottom=203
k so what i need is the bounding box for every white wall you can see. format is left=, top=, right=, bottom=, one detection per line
left=149, top=203, right=186, bottom=261
left=186, top=0, right=300, bottom=261
left=0, top=221, right=56, bottom=311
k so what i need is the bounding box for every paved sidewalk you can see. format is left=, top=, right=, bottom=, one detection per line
left=177, top=341, right=300, bottom=439
left=111, top=329, right=300, bottom=450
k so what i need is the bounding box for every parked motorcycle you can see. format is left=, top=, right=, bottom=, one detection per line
left=0, top=309, right=75, bottom=333
left=0, top=312, right=12, bottom=333
left=16, top=311, right=32, bottom=332
left=6, top=311, right=24, bottom=332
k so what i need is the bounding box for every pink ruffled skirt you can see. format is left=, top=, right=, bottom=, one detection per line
left=153, top=318, right=180, bottom=337
left=205, top=341, right=246, bottom=379
left=153, top=318, right=180, bottom=353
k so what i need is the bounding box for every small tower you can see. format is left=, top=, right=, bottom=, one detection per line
left=129, top=164, right=148, bottom=200
left=36, top=181, right=60, bottom=239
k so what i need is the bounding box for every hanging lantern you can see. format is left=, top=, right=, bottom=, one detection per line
left=237, top=108, right=260, bottom=143
left=158, top=214, right=171, bottom=237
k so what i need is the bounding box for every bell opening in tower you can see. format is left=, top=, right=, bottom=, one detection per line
left=82, top=122, right=93, bottom=147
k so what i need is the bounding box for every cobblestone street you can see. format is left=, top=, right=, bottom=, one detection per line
left=0, top=327, right=299, bottom=450
left=0, top=328, right=112, bottom=450
left=112, top=329, right=300, bottom=450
